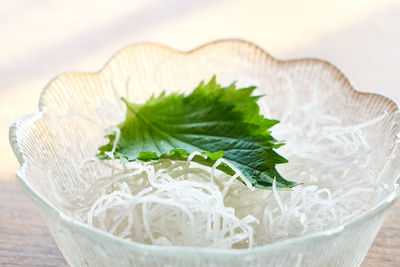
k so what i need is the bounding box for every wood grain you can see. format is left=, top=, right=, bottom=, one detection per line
left=0, top=173, right=398, bottom=266
left=363, top=198, right=400, bottom=267
left=0, top=177, right=67, bottom=266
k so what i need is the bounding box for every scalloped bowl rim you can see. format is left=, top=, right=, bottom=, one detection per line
left=10, top=39, right=400, bottom=255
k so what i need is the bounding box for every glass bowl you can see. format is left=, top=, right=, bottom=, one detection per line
left=9, top=40, right=400, bottom=266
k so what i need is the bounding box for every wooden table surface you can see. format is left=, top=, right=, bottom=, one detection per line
left=0, top=169, right=399, bottom=266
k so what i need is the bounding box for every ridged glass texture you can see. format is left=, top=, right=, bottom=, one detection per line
left=9, top=40, right=400, bottom=267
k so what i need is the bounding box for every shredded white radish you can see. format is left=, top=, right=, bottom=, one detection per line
left=61, top=77, right=397, bottom=249
left=70, top=158, right=258, bottom=249
left=255, top=78, right=394, bottom=243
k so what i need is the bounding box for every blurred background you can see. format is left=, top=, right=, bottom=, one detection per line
left=1, top=0, right=399, bottom=265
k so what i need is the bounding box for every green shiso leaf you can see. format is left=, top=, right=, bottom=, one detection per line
left=97, top=76, right=299, bottom=190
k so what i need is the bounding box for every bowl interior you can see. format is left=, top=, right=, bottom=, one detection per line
left=10, top=40, right=400, bottom=248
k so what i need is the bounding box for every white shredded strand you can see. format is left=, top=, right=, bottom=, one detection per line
left=70, top=158, right=257, bottom=249
left=61, top=76, right=397, bottom=249
left=215, top=158, right=254, bottom=190
left=257, top=77, right=392, bottom=243
left=186, top=152, right=206, bottom=180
